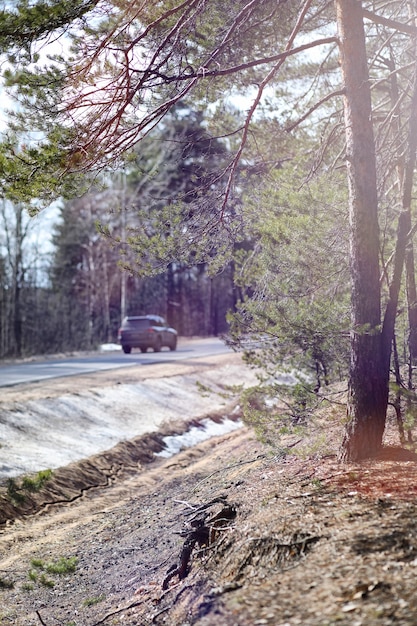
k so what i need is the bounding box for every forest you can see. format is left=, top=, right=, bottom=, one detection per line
left=0, top=107, right=239, bottom=356
left=1, top=0, right=417, bottom=460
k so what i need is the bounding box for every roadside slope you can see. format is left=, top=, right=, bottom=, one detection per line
left=2, top=416, right=417, bottom=625
left=2, top=353, right=417, bottom=625
left=0, top=352, right=258, bottom=480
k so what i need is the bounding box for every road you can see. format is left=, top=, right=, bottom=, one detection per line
left=0, top=347, right=253, bottom=480
left=0, top=337, right=232, bottom=387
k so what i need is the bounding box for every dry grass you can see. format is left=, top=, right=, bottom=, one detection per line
left=2, top=391, right=417, bottom=625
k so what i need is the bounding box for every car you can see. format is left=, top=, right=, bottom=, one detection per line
left=117, top=315, right=178, bottom=354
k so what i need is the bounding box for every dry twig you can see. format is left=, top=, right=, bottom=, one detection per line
left=162, top=498, right=237, bottom=590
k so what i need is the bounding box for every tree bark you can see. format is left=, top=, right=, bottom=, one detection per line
left=336, top=0, right=388, bottom=461
left=403, top=61, right=417, bottom=362
left=406, top=250, right=417, bottom=361
left=385, top=63, right=417, bottom=364
left=385, top=41, right=417, bottom=365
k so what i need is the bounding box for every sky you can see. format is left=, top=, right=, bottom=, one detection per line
left=0, top=49, right=62, bottom=260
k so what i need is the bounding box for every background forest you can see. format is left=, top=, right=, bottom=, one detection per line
left=0, top=107, right=239, bottom=356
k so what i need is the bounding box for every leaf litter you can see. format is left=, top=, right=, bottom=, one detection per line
left=1, top=355, right=417, bottom=624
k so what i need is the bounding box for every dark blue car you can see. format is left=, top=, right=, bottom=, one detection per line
left=118, top=315, right=178, bottom=354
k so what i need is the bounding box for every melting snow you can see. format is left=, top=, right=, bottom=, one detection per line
left=156, top=415, right=243, bottom=458
left=0, top=362, right=258, bottom=479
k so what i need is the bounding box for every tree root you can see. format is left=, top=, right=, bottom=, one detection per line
left=162, top=497, right=237, bottom=590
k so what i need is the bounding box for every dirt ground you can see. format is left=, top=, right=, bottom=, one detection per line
left=2, top=357, right=417, bottom=625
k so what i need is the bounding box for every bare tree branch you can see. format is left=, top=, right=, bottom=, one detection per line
left=61, top=0, right=337, bottom=172
left=362, top=8, right=417, bottom=36
left=285, top=89, right=345, bottom=132
left=218, top=0, right=319, bottom=215
left=145, top=36, right=339, bottom=82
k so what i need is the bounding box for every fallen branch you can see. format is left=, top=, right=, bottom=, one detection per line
left=152, top=584, right=194, bottom=623
left=91, top=599, right=144, bottom=625
left=192, top=455, right=267, bottom=493
left=36, top=611, right=48, bottom=626
left=162, top=499, right=237, bottom=590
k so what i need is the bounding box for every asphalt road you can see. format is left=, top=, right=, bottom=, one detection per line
left=0, top=337, right=232, bottom=387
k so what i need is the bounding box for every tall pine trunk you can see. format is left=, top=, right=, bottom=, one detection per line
left=403, top=64, right=417, bottom=363
left=336, top=0, right=388, bottom=461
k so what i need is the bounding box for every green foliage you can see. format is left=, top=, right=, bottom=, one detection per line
left=389, top=383, right=417, bottom=432
left=195, top=381, right=213, bottom=397
left=38, top=574, right=55, bottom=588
left=228, top=151, right=350, bottom=388
left=405, top=409, right=417, bottom=432
left=28, top=556, right=78, bottom=589
left=101, top=106, right=234, bottom=275
left=0, top=0, right=307, bottom=204
left=21, top=469, right=53, bottom=492
left=0, top=0, right=98, bottom=57
left=6, top=478, right=26, bottom=504
left=0, top=576, right=14, bottom=590
left=0, top=129, right=91, bottom=207
left=82, top=594, right=105, bottom=607
left=240, top=382, right=316, bottom=446
left=27, top=569, right=55, bottom=590
left=21, top=582, right=34, bottom=591
left=28, top=570, right=38, bottom=582
left=45, top=556, right=78, bottom=575
left=30, top=556, right=78, bottom=575
left=311, top=478, right=323, bottom=490
left=6, top=469, right=53, bottom=504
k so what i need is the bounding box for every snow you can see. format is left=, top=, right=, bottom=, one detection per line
left=156, top=414, right=243, bottom=458
left=99, top=343, right=122, bottom=352
left=0, top=360, right=258, bottom=479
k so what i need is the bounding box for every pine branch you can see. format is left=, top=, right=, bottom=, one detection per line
left=362, top=8, right=417, bottom=36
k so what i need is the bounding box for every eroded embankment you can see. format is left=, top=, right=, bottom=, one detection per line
left=0, top=352, right=256, bottom=478
left=0, top=353, right=258, bottom=525
left=0, top=411, right=242, bottom=526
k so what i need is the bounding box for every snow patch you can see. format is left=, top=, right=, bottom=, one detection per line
left=99, top=343, right=122, bottom=352
left=155, top=417, right=243, bottom=458
left=0, top=362, right=258, bottom=479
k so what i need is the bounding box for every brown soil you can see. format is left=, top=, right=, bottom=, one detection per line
left=1, top=365, right=417, bottom=625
